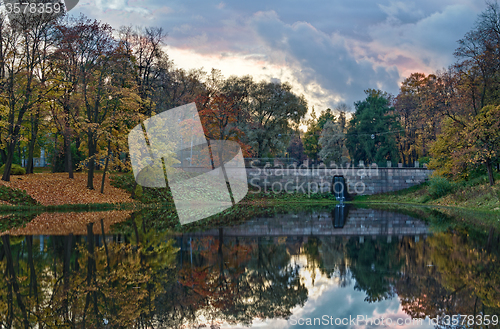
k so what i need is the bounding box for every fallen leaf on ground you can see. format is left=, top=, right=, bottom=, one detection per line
left=0, top=173, right=132, bottom=206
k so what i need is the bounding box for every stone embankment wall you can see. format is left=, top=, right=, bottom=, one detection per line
left=185, top=208, right=429, bottom=237
left=237, top=166, right=432, bottom=195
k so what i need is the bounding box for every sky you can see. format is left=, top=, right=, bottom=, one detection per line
left=74, top=0, right=486, bottom=115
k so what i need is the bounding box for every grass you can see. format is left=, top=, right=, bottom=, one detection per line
left=354, top=173, right=500, bottom=212
left=33, top=166, right=108, bottom=174
left=109, top=172, right=340, bottom=205
left=0, top=211, right=39, bottom=232
left=0, top=202, right=138, bottom=213
left=0, top=185, right=39, bottom=206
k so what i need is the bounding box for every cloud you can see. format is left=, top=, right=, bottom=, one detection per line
left=74, top=0, right=486, bottom=112
left=250, top=10, right=401, bottom=108
left=365, top=4, right=479, bottom=76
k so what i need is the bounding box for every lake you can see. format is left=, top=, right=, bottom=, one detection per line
left=0, top=205, right=498, bottom=328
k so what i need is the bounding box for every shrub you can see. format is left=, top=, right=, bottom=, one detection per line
left=110, top=173, right=173, bottom=203
left=428, top=176, right=455, bottom=199
left=110, top=173, right=136, bottom=193
left=134, top=184, right=143, bottom=198
left=0, top=164, right=26, bottom=175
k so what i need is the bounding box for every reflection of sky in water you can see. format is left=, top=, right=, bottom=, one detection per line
left=223, top=256, right=433, bottom=329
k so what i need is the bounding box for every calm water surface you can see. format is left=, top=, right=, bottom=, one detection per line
left=0, top=206, right=498, bottom=328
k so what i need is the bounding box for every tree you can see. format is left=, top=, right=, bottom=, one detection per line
left=346, top=89, right=401, bottom=165
left=303, top=108, right=339, bottom=164
left=197, top=71, right=252, bottom=157
left=469, top=105, right=500, bottom=185
left=245, top=81, right=307, bottom=158
left=317, top=107, right=336, bottom=129
left=303, top=109, right=321, bottom=163
left=335, top=103, right=349, bottom=133
left=49, top=16, right=89, bottom=179
left=70, top=18, right=141, bottom=190
left=454, top=1, right=500, bottom=113
left=0, top=11, right=57, bottom=181
left=428, top=117, right=468, bottom=179
left=286, top=133, right=306, bottom=163
left=318, top=120, right=344, bottom=165
left=395, top=73, right=432, bottom=166
left=118, top=25, right=167, bottom=116
left=431, top=105, right=500, bottom=185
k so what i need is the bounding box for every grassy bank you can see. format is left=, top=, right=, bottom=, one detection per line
left=1, top=171, right=498, bottom=234
left=110, top=172, right=339, bottom=206
left=355, top=174, right=500, bottom=212
left=0, top=172, right=338, bottom=213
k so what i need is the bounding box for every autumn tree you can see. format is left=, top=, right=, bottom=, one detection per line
left=469, top=105, right=500, bottom=185
left=0, top=11, right=57, bottom=181
left=118, top=25, right=166, bottom=116
left=430, top=105, right=500, bottom=185
left=49, top=16, right=91, bottom=179
left=427, top=3, right=500, bottom=182
left=196, top=71, right=249, bottom=144
left=454, top=1, right=500, bottom=113
left=72, top=18, right=141, bottom=190
left=197, top=86, right=250, bottom=156
left=395, top=73, right=430, bottom=165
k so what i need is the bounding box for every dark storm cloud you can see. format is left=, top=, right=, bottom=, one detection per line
left=78, top=0, right=485, bottom=109
left=250, top=10, right=401, bottom=106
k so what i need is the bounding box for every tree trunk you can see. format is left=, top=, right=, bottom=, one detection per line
left=65, top=131, right=74, bottom=179
left=26, top=140, right=35, bottom=174
left=83, top=223, right=95, bottom=328
left=0, top=149, right=6, bottom=164
left=87, top=136, right=95, bottom=189
left=218, top=149, right=234, bottom=205
left=1, top=141, right=16, bottom=182
left=63, top=234, right=73, bottom=320
left=26, top=110, right=41, bottom=174
left=486, top=159, right=495, bottom=186
left=2, top=235, right=30, bottom=329
left=52, top=133, right=58, bottom=173
left=100, top=140, right=111, bottom=194
left=100, top=218, right=110, bottom=270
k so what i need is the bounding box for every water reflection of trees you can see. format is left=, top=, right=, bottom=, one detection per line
left=396, top=229, right=500, bottom=325
left=300, top=228, right=500, bottom=323
left=0, top=220, right=179, bottom=329
left=0, top=222, right=498, bottom=328
left=155, top=232, right=308, bottom=328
